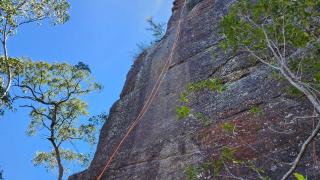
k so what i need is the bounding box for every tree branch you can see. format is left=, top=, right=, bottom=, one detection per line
left=281, top=118, right=320, bottom=180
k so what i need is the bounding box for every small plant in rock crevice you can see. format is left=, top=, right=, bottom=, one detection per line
left=222, top=122, right=236, bottom=134
left=176, top=106, right=190, bottom=120
left=294, top=172, right=306, bottom=180
left=185, top=142, right=268, bottom=179
left=185, top=78, right=226, bottom=94
left=184, top=147, right=268, bottom=179
left=249, top=105, right=264, bottom=117
left=185, top=165, right=199, bottom=180
left=176, top=78, right=226, bottom=125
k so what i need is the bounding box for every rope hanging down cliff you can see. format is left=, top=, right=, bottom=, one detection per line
left=97, top=1, right=187, bottom=179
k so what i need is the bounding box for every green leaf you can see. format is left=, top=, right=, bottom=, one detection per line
left=249, top=105, right=263, bottom=117
left=179, top=92, right=189, bottom=103
left=14, top=60, right=102, bottom=178
left=176, top=106, right=190, bottom=120
left=294, top=172, right=306, bottom=180
left=222, top=122, right=236, bottom=133
left=185, top=165, right=198, bottom=180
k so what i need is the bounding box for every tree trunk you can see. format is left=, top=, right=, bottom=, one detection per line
left=52, top=141, right=64, bottom=180
left=49, top=105, right=64, bottom=180
left=277, top=67, right=320, bottom=179
left=0, top=34, right=12, bottom=99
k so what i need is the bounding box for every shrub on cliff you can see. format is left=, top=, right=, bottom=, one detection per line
left=133, top=17, right=166, bottom=59
left=146, top=17, right=166, bottom=43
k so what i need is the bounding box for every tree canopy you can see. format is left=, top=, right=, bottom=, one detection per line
left=12, top=60, right=102, bottom=180
left=0, top=0, right=70, bottom=102
left=0, top=0, right=70, bottom=33
left=0, top=2, right=106, bottom=180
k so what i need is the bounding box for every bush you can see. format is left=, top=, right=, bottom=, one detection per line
left=133, top=17, right=166, bottom=59
left=146, top=17, right=166, bottom=43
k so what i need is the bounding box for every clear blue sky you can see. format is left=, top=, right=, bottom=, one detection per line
left=0, top=0, right=173, bottom=179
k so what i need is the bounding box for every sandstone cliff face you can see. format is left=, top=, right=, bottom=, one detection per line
left=70, top=0, right=320, bottom=179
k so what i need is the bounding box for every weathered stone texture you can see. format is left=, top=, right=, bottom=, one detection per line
left=70, top=0, right=320, bottom=179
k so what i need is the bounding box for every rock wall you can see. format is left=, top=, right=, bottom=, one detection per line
left=70, top=0, right=320, bottom=179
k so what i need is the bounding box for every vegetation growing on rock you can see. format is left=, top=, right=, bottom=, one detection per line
left=185, top=127, right=270, bottom=179
left=176, top=78, right=226, bottom=125
left=2, top=0, right=318, bottom=179
left=176, top=105, right=190, bottom=120
left=249, top=105, right=263, bottom=117
left=134, top=17, right=166, bottom=59
left=220, top=0, right=320, bottom=179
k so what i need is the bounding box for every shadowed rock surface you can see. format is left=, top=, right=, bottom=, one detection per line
left=70, top=0, right=320, bottom=179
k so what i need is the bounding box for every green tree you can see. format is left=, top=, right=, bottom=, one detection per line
left=134, top=17, right=166, bottom=58
left=12, top=61, right=102, bottom=180
left=0, top=57, right=22, bottom=116
left=146, top=16, right=166, bottom=43
left=220, top=0, right=320, bottom=179
left=0, top=0, right=70, bottom=101
left=0, top=167, right=3, bottom=180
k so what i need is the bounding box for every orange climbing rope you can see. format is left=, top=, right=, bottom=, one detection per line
left=96, top=1, right=186, bottom=179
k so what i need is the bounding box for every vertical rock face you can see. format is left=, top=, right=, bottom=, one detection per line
left=70, top=0, right=319, bottom=179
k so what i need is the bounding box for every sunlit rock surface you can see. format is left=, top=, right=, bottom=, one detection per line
left=70, top=0, right=320, bottom=179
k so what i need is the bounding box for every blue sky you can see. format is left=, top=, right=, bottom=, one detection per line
left=0, top=0, right=173, bottom=179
